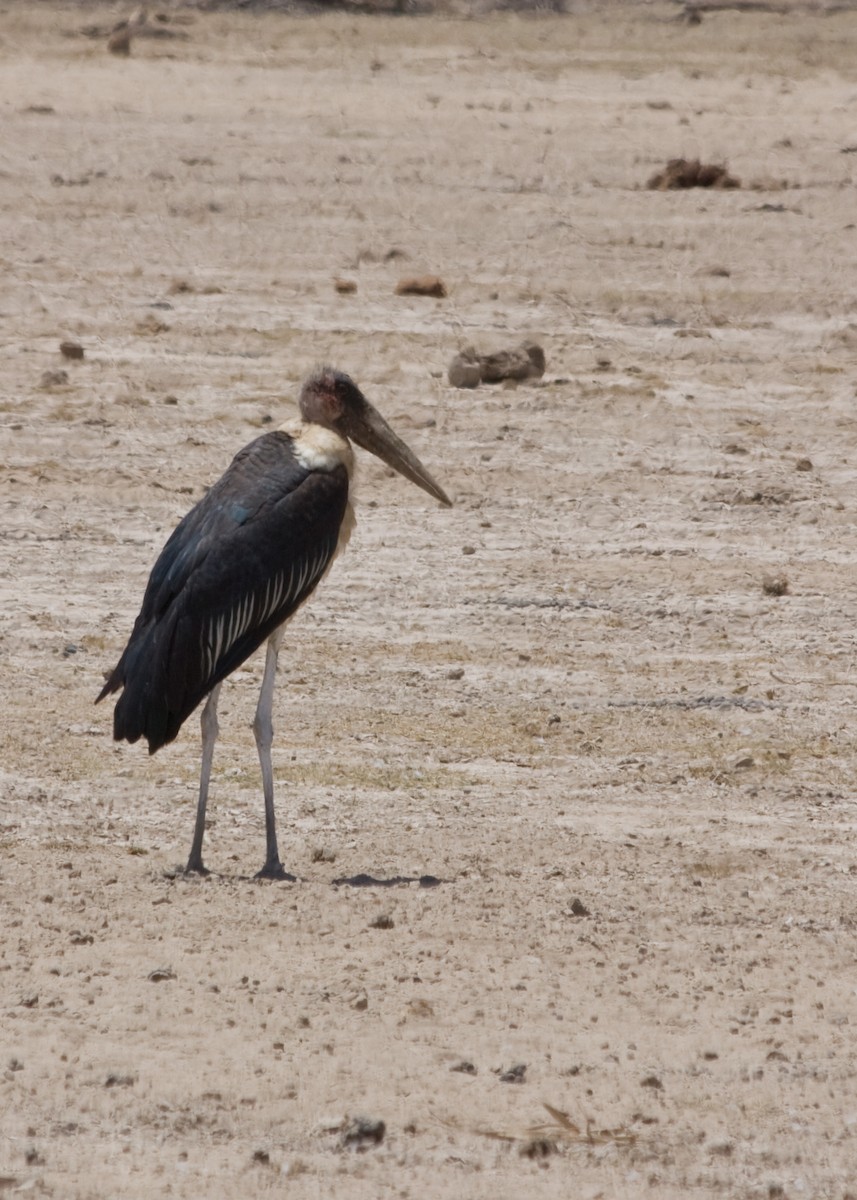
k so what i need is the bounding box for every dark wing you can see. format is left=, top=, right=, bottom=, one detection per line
left=97, top=431, right=349, bottom=753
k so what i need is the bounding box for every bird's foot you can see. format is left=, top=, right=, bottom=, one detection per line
left=184, top=857, right=210, bottom=877
left=255, top=861, right=297, bottom=882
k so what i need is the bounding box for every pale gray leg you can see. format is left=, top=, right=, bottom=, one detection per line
left=253, top=631, right=294, bottom=880
left=185, top=683, right=222, bottom=875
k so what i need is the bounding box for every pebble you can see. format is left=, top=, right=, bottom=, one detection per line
left=395, top=275, right=447, bottom=298
left=499, top=1062, right=527, bottom=1083
left=340, top=1116, right=386, bottom=1150
left=59, top=340, right=84, bottom=360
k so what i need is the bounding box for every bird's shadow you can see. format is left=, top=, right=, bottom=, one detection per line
left=163, top=867, right=445, bottom=888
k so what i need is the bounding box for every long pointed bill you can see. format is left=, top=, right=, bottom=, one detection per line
left=347, top=402, right=452, bottom=507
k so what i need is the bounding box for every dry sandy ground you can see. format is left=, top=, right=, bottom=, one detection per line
left=4, top=3, right=857, bottom=1196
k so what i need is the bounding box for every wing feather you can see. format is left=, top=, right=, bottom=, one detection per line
left=98, top=430, right=349, bottom=751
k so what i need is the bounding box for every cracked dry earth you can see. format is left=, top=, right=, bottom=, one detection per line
left=3, top=3, right=857, bottom=1197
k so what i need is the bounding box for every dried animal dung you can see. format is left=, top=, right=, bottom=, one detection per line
left=647, top=158, right=740, bottom=190
left=447, top=347, right=482, bottom=389
left=448, top=340, right=546, bottom=388
left=479, top=340, right=545, bottom=383
left=395, top=275, right=447, bottom=298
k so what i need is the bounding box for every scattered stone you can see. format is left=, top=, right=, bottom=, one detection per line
left=59, top=340, right=84, bottom=360
left=462, top=545, right=476, bottom=556
left=350, top=990, right=368, bottom=1011
left=168, top=279, right=195, bottom=295
left=447, top=667, right=465, bottom=680
left=38, top=369, right=69, bottom=390
left=105, top=1073, right=136, bottom=1087
left=647, top=158, right=740, bottom=190
left=20, top=994, right=39, bottom=1009
left=641, top=1074, right=663, bottom=1090
left=252, top=1148, right=270, bottom=1165
left=569, top=897, right=590, bottom=917
left=762, top=573, right=789, bottom=597
left=499, top=1062, right=527, bottom=1084
left=70, top=931, right=94, bottom=945
left=24, top=1149, right=44, bottom=1167
left=334, top=277, right=357, bottom=294
left=8, top=1058, right=23, bottom=1072
left=395, top=275, right=447, bottom=298
left=733, top=753, right=755, bottom=770
left=369, top=912, right=394, bottom=929
left=795, top=456, right=813, bottom=472
left=340, top=1116, right=385, bottom=1151
left=450, top=1060, right=477, bottom=1074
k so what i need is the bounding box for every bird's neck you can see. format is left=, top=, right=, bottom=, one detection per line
left=278, top=418, right=355, bottom=480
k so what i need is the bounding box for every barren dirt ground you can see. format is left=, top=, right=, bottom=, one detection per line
left=3, top=3, right=857, bottom=1196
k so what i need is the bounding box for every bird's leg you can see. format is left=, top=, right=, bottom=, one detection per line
left=185, top=683, right=222, bottom=876
left=253, top=631, right=295, bottom=881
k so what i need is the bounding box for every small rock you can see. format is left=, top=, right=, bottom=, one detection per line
left=447, top=667, right=465, bottom=680
left=20, top=994, right=39, bottom=1009
left=350, top=990, right=368, bottom=1011
left=107, top=23, right=132, bottom=55
left=311, top=845, right=336, bottom=863
left=105, top=1073, right=136, bottom=1087
left=252, top=1148, right=270, bottom=1165
left=334, top=277, right=357, bottom=294
left=340, top=1116, right=385, bottom=1151
left=647, top=158, right=740, bottom=190
left=499, top=1062, right=527, bottom=1084
left=795, top=456, right=813, bottom=472
left=733, top=753, right=755, bottom=770
left=395, top=275, right=447, bottom=298
left=59, top=340, right=84, bottom=360
left=38, top=369, right=69, bottom=390
left=762, top=573, right=789, bottom=597
left=168, top=279, right=195, bottom=294
left=450, top=1060, right=477, bottom=1074
left=369, top=912, right=394, bottom=929
left=641, top=1074, right=663, bottom=1090
left=462, top=545, right=476, bottom=556
left=569, top=897, right=590, bottom=917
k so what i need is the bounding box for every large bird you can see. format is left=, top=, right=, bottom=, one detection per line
left=97, top=367, right=451, bottom=879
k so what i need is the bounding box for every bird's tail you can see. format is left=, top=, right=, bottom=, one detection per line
left=95, top=625, right=175, bottom=754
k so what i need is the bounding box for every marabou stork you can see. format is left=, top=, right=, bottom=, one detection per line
left=97, top=368, right=451, bottom=879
